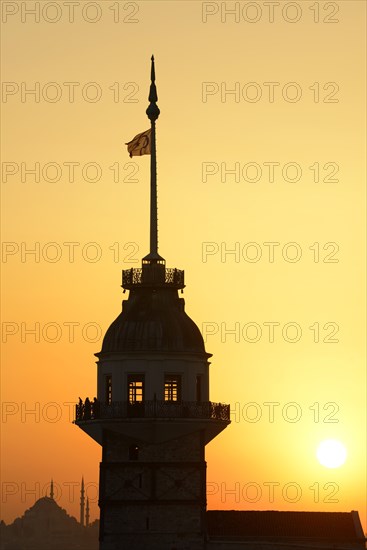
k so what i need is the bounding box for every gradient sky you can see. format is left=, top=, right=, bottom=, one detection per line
left=1, top=0, right=366, bottom=532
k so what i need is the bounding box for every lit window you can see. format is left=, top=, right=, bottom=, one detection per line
left=128, top=376, right=144, bottom=403
left=105, top=375, right=112, bottom=405
left=164, top=375, right=181, bottom=401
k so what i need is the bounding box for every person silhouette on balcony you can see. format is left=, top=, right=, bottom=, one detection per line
left=77, top=397, right=83, bottom=420
left=84, top=397, right=91, bottom=420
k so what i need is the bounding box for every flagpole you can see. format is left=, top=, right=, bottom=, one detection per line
left=146, top=55, right=160, bottom=259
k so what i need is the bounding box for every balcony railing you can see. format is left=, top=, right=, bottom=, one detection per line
left=122, top=267, right=185, bottom=289
left=75, top=399, right=230, bottom=422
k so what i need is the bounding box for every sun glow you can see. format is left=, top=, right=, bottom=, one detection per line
left=316, top=439, right=347, bottom=469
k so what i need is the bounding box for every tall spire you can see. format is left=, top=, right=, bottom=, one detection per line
left=121, top=56, right=186, bottom=290
left=85, top=497, right=90, bottom=527
left=50, top=478, right=54, bottom=500
left=80, top=477, right=85, bottom=526
left=144, top=55, right=163, bottom=262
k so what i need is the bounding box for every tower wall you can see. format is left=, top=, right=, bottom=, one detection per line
left=99, top=428, right=207, bottom=550
left=96, top=353, right=210, bottom=403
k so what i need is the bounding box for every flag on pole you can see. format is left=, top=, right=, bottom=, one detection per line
left=125, top=129, right=151, bottom=158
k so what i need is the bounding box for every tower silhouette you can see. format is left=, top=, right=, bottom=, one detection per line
left=75, top=56, right=230, bottom=550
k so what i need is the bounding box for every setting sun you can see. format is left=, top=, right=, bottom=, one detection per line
left=317, top=439, right=347, bottom=469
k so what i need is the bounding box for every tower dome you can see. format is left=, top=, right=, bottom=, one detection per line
left=101, top=286, right=208, bottom=355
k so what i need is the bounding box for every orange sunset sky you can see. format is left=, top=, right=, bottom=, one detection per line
left=1, top=0, right=366, bottom=532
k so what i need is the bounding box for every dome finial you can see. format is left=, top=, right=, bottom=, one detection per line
left=144, top=56, right=163, bottom=262
left=146, top=55, right=159, bottom=121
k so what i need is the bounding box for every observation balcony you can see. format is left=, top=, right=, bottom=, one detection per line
left=74, top=399, right=230, bottom=423
left=122, top=265, right=185, bottom=290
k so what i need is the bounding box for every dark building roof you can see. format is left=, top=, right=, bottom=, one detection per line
left=100, top=287, right=208, bottom=355
left=207, top=511, right=366, bottom=543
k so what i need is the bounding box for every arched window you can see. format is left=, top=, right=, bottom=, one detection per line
left=129, top=444, right=139, bottom=461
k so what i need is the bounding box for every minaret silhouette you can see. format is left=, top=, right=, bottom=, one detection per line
left=85, top=497, right=90, bottom=527
left=75, top=56, right=230, bottom=550
left=50, top=479, right=54, bottom=500
left=80, top=477, right=85, bottom=526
